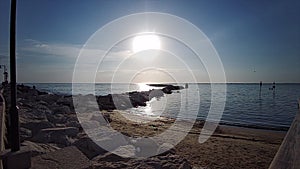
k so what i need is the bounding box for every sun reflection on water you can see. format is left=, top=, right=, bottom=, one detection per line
left=137, top=83, right=155, bottom=91
left=121, top=83, right=168, bottom=123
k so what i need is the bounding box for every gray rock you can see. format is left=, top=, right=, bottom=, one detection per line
left=37, top=100, right=48, bottom=106
left=35, top=104, right=53, bottom=115
left=21, top=141, right=60, bottom=157
left=81, top=120, right=100, bottom=129
left=55, top=123, right=66, bottom=128
left=37, top=94, right=60, bottom=105
left=46, top=113, right=67, bottom=124
left=52, top=105, right=71, bottom=114
left=21, top=120, right=54, bottom=136
left=31, top=133, right=73, bottom=147
left=179, top=161, right=192, bottom=169
left=66, top=120, right=81, bottom=128
left=88, top=130, right=129, bottom=152
left=73, top=137, right=107, bottom=159
left=41, top=127, right=79, bottom=137
left=90, top=113, right=106, bottom=122
left=30, top=127, right=79, bottom=147
left=56, top=97, right=73, bottom=107
left=31, top=146, right=91, bottom=169
left=112, top=145, right=136, bottom=158
left=20, top=108, right=48, bottom=122
left=131, top=138, right=159, bottom=158
left=157, top=143, right=176, bottom=155
left=92, top=151, right=129, bottom=163
left=102, top=112, right=112, bottom=123
left=66, top=115, right=79, bottom=122
left=19, top=103, right=55, bottom=135
left=20, top=127, right=32, bottom=141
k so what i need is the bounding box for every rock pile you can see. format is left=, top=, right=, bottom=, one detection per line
left=3, top=84, right=191, bottom=168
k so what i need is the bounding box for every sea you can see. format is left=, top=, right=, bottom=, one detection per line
left=25, top=83, right=300, bottom=131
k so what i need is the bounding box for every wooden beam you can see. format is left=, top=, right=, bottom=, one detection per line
left=269, top=99, right=300, bottom=169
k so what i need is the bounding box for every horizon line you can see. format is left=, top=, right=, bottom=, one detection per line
left=18, top=82, right=300, bottom=84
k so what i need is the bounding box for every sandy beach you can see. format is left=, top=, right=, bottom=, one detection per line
left=108, top=111, right=286, bottom=168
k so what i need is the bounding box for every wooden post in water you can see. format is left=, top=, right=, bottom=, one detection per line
left=272, top=81, right=276, bottom=97
left=259, top=81, right=262, bottom=97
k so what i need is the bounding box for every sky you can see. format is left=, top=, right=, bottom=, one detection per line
left=0, top=0, right=299, bottom=83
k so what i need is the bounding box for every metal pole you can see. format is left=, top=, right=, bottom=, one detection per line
left=10, top=0, right=20, bottom=152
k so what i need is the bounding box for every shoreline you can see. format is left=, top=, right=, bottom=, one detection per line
left=12, top=84, right=292, bottom=131
left=111, top=110, right=287, bottom=138
left=133, top=113, right=291, bottom=132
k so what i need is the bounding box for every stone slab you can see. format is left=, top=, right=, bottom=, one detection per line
left=31, top=146, right=90, bottom=169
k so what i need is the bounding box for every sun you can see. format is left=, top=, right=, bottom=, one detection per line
left=132, top=34, right=161, bottom=53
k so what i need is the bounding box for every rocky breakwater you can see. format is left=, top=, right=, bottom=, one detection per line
left=97, top=84, right=183, bottom=110
left=3, top=84, right=192, bottom=168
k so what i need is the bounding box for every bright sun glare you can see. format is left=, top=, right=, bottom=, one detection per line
left=132, top=34, right=161, bottom=53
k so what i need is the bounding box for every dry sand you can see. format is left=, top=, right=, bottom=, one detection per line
left=108, top=111, right=286, bottom=169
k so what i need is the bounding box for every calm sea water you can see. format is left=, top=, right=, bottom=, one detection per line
left=26, top=83, right=300, bottom=131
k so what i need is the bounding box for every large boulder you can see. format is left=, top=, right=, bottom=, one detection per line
left=56, top=96, right=73, bottom=107
left=130, top=138, right=159, bottom=158
left=92, top=152, right=127, bottom=162
left=19, top=104, right=52, bottom=121
left=31, top=146, right=91, bottom=169
left=51, top=105, right=72, bottom=115
left=157, top=143, right=176, bottom=156
left=162, top=87, right=172, bottom=94
left=30, top=127, right=79, bottom=147
left=81, top=120, right=100, bottom=130
left=148, top=89, right=164, bottom=100
left=37, top=94, right=61, bottom=105
left=21, top=120, right=54, bottom=136
left=66, top=120, right=81, bottom=128
left=21, top=141, right=60, bottom=157
left=20, top=127, right=32, bottom=141
left=128, top=91, right=150, bottom=107
left=46, top=113, right=68, bottom=124
left=97, top=95, right=116, bottom=110
left=73, top=137, right=107, bottom=159
left=40, top=127, right=79, bottom=137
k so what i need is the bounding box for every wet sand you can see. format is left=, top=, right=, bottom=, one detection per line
left=109, top=111, right=286, bottom=169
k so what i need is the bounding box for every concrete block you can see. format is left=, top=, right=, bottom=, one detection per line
left=1, top=148, right=31, bottom=169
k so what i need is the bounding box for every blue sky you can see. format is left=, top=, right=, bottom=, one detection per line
left=0, top=0, right=299, bottom=83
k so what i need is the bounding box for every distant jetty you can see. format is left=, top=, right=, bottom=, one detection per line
left=98, top=84, right=183, bottom=110
left=147, top=84, right=184, bottom=94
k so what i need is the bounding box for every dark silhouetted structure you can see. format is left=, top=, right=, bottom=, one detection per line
left=9, top=0, right=20, bottom=152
